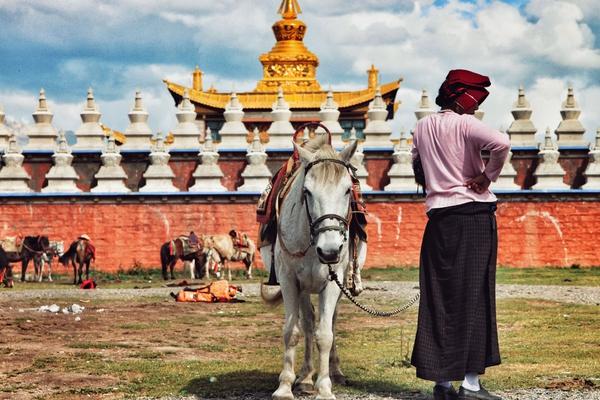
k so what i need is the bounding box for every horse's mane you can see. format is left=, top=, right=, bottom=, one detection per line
left=302, top=134, right=346, bottom=185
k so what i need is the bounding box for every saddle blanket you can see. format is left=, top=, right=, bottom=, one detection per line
left=0, top=236, right=21, bottom=253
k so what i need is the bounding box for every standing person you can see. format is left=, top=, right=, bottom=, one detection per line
left=410, top=69, right=510, bottom=400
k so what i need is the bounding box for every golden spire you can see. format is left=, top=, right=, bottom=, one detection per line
left=255, top=0, right=321, bottom=93
left=192, top=66, right=203, bottom=92
left=367, top=64, right=379, bottom=89
left=278, top=0, right=302, bottom=19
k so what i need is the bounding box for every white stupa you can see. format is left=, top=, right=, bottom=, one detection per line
left=23, top=89, right=58, bottom=151
left=42, top=130, right=81, bottom=193
left=73, top=87, right=105, bottom=151
left=122, top=91, right=152, bottom=151
left=91, top=133, right=130, bottom=193
left=0, top=104, right=11, bottom=150
left=172, top=89, right=201, bottom=150
left=363, top=87, right=392, bottom=148
left=385, top=129, right=416, bottom=191
left=316, top=90, right=344, bottom=148
left=189, top=128, right=227, bottom=192
left=239, top=128, right=272, bottom=192
left=414, top=90, right=435, bottom=121
left=266, top=87, right=295, bottom=149
left=532, top=128, right=569, bottom=190
left=0, top=134, right=32, bottom=192
left=348, top=127, right=373, bottom=191
left=507, top=86, right=537, bottom=147
left=219, top=92, right=248, bottom=149
left=583, top=128, right=600, bottom=190
left=139, top=134, right=178, bottom=192
left=491, top=131, right=520, bottom=190
left=555, top=86, right=586, bottom=147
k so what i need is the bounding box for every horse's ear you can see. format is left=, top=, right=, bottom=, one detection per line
left=339, top=140, right=358, bottom=163
left=293, top=142, right=315, bottom=164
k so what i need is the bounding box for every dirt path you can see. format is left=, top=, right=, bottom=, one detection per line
left=1, top=282, right=599, bottom=305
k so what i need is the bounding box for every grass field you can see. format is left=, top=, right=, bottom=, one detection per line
left=1, top=283, right=599, bottom=398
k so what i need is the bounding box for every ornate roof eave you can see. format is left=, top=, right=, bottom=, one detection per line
left=164, top=78, right=402, bottom=111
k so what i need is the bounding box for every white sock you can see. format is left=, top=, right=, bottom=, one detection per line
left=436, top=381, right=452, bottom=389
left=462, top=373, right=480, bottom=391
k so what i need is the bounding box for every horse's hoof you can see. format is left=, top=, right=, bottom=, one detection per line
left=272, top=388, right=294, bottom=400
left=294, top=382, right=315, bottom=394
left=315, top=393, right=336, bottom=400
left=330, top=374, right=347, bottom=386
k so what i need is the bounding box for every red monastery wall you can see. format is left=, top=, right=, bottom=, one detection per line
left=0, top=200, right=598, bottom=272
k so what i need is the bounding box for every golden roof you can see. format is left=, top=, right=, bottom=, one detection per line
left=164, top=79, right=401, bottom=110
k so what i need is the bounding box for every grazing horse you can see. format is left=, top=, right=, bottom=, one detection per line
left=0, top=248, right=13, bottom=288
left=261, top=135, right=360, bottom=400
left=0, top=236, right=50, bottom=282
left=34, top=241, right=64, bottom=282
left=59, top=239, right=95, bottom=285
left=202, top=233, right=256, bottom=281
left=160, top=236, right=207, bottom=280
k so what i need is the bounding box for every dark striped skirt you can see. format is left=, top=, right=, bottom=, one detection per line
left=411, top=201, right=501, bottom=381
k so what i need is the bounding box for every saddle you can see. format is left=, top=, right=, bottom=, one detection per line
left=257, top=156, right=368, bottom=249
left=169, top=236, right=198, bottom=257
left=0, top=236, right=22, bottom=253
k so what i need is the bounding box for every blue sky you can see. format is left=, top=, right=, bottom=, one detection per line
left=1, top=0, right=599, bottom=142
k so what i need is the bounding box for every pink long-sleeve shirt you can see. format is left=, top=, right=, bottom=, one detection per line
left=412, top=110, right=510, bottom=211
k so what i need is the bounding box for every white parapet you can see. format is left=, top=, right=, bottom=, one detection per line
left=385, top=129, right=416, bottom=191
left=266, top=87, right=295, bottom=149
left=91, top=133, right=130, bottom=193
left=172, top=89, right=201, bottom=150
left=491, top=131, right=520, bottom=190
left=122, top=90, right=152, bottom=151
left=0, top=134, right=31, bottom=192
left=73, top=87, right=105, bottom=151
left=239, top=128, right=272, bottom=192
left=555, top=86, right=586, bottom=148
left=316, top=90, right=344, bottom=148
left=363, top=87, right=392, bottom=148
left=42, top=130, right=81, bottom=193
left=532, top=127, right=569, bottom=190
left=507, top=86, right=537, bottom=148
left=139, top=135, right=178, bottom=192
left=348, top=127, right=373, bottom=191
left=23, top=88, right=58, bottom=151
left=189, top=128, right=227, bottom=192
left=219, top=92, right=248, bottom=149
left=583, top=128, right=600, bottom=190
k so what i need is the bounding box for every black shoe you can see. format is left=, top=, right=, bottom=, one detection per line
left=434, top=384, right=458, bottom=400
left=458, top=385, right=502, bottom=400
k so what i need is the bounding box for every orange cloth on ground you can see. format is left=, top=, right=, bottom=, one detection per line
left=175, top=280, right=240, bottom=303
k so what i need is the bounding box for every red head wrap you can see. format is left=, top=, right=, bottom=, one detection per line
left=435, top=69, right=491, bottom=114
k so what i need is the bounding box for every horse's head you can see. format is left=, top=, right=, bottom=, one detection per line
left=294, top=137, right=358, bottom=264
left=39, top=236, right=50, bottom=252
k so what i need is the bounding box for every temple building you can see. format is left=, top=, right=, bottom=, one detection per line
left=164, top=0, right=401, bottom=144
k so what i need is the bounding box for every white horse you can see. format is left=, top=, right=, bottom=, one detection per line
left=261, top=136, right=361, bottom=400
left=34, top=240, right=64, bottom=282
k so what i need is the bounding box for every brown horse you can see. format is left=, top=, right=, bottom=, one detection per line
left=160, top=236, right=207, bottom=280
left=0, top=235, right=50, bottom=282
left=0, top=247, right=13, bottom=288
left=59, top=239, right=95, bottom=285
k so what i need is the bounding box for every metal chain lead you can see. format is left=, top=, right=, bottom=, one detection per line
left=328, top=264, right=420, bottom=317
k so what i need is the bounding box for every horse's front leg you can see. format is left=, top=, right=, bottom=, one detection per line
left=20, top=258, right=28, bottom=282
left=226, top=260, right=232, bottom=282
left=85, top=261, right=90, bottom=281
left=296, top=292, right=316, bottom=394
left=329, top=307, right=346, bottom=385
left=273, top=280, right=301, bottom=400
left=245, top=253, right=253, bottom=279
left=47, top=259, right=53, bottom=282
left=77, top=262, right=84, bottom=285
left=35, top=256, right=43, bottom=282
left=315, top=282, right=342, bottom=400
left=72, top=262, right=77, bottom=285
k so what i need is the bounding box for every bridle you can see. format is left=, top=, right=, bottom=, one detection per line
left=278, top=157, right=356, bottom=259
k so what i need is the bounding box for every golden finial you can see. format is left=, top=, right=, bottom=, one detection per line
left=278, top=0, right=302, bottom=19
left=192, top=66, right=203, bottom=92
left=367, top=64, right=379, bottom=89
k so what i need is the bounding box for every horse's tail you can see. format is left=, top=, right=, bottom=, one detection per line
left=59, top=241, right=77, bottom=266
left=160, top=242, right=171, bottom=268
left=260, top=283, right=282, bottom=306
